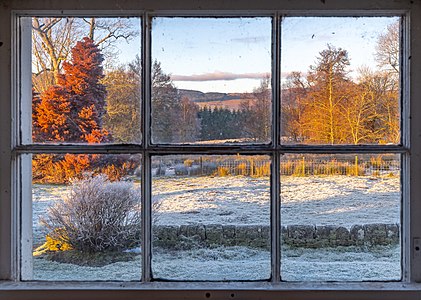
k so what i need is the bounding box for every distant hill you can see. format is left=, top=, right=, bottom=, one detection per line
left=178, top=89, right=255, bottom=110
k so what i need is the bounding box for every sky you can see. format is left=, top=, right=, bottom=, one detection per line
left=114, top=16, right=399, bottom=93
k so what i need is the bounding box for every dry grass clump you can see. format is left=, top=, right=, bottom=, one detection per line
left=217, top=166, right=230, bottom=176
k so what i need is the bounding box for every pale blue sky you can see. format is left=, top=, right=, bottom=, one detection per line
left=115, top=16, right=399, bottom=93
left=151, top=17, right=271, bottom=93
left=281, top=16, right=399, bottom=82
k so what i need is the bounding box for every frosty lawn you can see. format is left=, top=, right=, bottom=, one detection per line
left=32, top=175, right=401, bottom=281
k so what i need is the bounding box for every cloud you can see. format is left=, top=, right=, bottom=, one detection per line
left=172, top=71, right=270, bottom=82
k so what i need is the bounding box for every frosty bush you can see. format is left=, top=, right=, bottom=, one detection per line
left=41, top=175, right=141, bottom=253
left=201, top=162, right=217, bottom=175
left=155, top=164, right=166, bottom=176
left=174, top=164, right=188, bottom=175
left=188, top=165, right=202, bottom=176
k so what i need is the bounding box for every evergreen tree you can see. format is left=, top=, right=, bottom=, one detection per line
left=32, top=37, right=115, bottom=184
left=33, top=37, right=108, bottom=143
left=198, top=106, right=245, bottom=141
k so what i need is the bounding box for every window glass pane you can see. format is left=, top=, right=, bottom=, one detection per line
left=281, top=17, right=401, bottom=145
left=31, top=17, right=142, bottom=144
left=280, top=153, right=401, bottom=281
left=151, top=155, right=271, bottom=280
left=32, top=154, right=142, bottom=281
left=151, top=17, right=272, bottom=144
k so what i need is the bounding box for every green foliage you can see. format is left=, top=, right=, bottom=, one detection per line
left=198, top=106, right=245, bottom=141
left=151, top=61, right=200, bottom=143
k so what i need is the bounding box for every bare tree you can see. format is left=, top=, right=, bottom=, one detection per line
left=240, top=76, right=271, bottom=142
left=357, top=68, right=400, bottom=144
left=340, top=77, right=379, bottom=145
left=375, top=20, right=400, bottom=75
left=32, top=17, right=138, bottom=93
left=178, top=96, right=201, bottom=143
left=303, top=44, right=350, bottom=144
left=281, top=71, right=308, bottom=143
left=82, top=18, right=137, bottom=48
left=32, top=18, right=80, bottom=92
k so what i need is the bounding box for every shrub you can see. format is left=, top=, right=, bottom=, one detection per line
left=32, top=154, right=139, bottom=184
left=345, top=164, right=365, bottom=176
left=174, top=164, right=188, bottom=176
left=32, top=154, right=91, bottom=184
left=202, top=162, right=217, bottom=175
left=184, top=159, right=194, bottom=167
left=188, top=165, right=202, bottom=176
left=134, top=165, right=142, bottom=177
left=155, top=164, right=166, bottom=176
left=217, top=166, right=230, bottom=176
left=40, top=175, right=141, bottom=253
left=372, top=171, right=381, bottom=177
left=33, top=231, right=73, bottom=256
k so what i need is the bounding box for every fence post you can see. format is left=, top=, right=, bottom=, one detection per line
left=354, top=155, right=359, bottom=176
left=200, top=156, right=203, bottom=175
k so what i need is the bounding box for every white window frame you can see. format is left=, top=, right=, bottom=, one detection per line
left=1, top=0, right=421, bottom=299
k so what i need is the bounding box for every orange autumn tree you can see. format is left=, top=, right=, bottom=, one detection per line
left=32, top=37, right=131, bottom=183
left=34, top=37, right=107, bottom=143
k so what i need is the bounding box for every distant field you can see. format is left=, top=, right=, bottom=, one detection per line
left=194, top=98, right=252, bottom=110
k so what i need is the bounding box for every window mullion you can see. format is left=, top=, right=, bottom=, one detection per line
left=143, top=13, right=152, bottom=150
left=141, top=12, right=152, bottom=282
left=401, top=12, right=411, bottom=283
left=141, top=152, right=152, bottom=282
left=271, top=13, right=281, bottom=283
left=271, top=152, right=281, bottom=282
left=18, top=16, right=33, bottom=281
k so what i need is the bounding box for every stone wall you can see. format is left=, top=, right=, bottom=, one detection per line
left=153, top=224, right=400, bottom=249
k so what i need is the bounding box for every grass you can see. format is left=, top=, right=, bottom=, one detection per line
left=41, top=250, right=138, bottom=267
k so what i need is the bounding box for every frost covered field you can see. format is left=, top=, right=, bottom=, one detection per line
left=32, top=175, right=401, bottom=281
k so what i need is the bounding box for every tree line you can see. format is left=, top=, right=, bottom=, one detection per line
left=281, top=43, right=399, bottom=145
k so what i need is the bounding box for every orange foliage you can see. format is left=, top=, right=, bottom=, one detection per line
left=31, top=38, right=134, bottom=183
left=33, top=37, right=107, bottom=143
left=32, top=153, right=138, bottom=184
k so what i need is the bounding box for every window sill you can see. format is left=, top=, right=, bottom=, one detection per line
left=1, top=281, right=421, bottom=300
